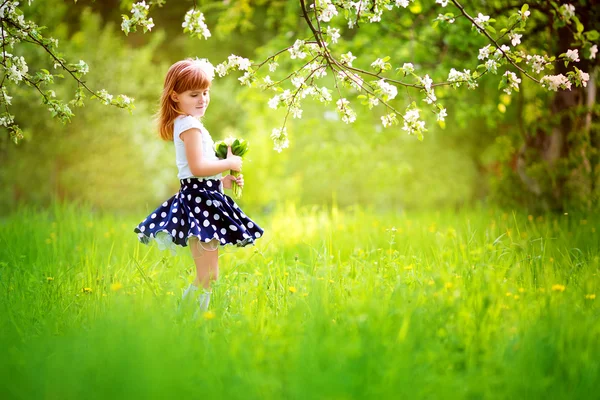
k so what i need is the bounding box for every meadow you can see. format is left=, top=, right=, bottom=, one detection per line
left=0, top=203, right=598, bottom=399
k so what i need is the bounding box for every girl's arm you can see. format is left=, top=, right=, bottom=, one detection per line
left=181, top=128, right=242, bottom=176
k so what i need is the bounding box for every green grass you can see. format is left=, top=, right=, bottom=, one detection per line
left=0, top=203, right=598, bottom=399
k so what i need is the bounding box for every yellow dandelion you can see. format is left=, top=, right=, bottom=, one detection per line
left=444, top=282, right=453, bottom=289
left=284, top=272, right=289, bottom=276
left=46, top=277, right=54, bottom=282
left=551, top=284, right=566, bottom=292
left=506, top=292, right=513, bottom=297
left=203, top=311, right=216, bottom=320
left=518, top=288, right=525, bottom=293
left=585, top=294, right=596, bottom=300
left=329, top=279, right=335, bottom=284
left=528, top=215, right=533, bottom=222
left=427, top=280, right=435, bottom=286
left=166, top=291, right=174, bottom=296
left=549, top=257, right=554, bottom=263
left=110, top=282, right=123, bottom=292
left=514, top=295, right=520, bottom=300
left=82, top=287, right=92, bottom=293
left=404, top=265, right=413, bottom=271
left=302, top=293, right=309, bottom=297
left=317, top=277, right=325, bottom=281
left=288, top=286, right=297, bottom=293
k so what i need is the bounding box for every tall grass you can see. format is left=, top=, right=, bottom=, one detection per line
left=0, top=203, right=598, bottom=399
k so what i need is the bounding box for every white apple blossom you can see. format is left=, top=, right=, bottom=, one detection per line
left=292, top=76, right=305, bottom=88
left=371, top=58, right=386, bottom=70
left=478, top=45, right=492, bottom=60
left=590, top=45, right=598, bottom=60
left=576, top=69, right=590, bottom=88
left=402, top=107, right=426, bottom=138
left=503, top=71, right=521, bottom=95
left=182, top=9, right=210, bottom=39
left=437, top=108, right=447, bottom=122
left=378, top=79, right=398, bottom=100
left=336, top=98, right=357, bottom=123
left=419, top=74, right=433, bottom=91
left=268, top=61, right=279, bottom=72
left=340, top=52, right=357, bottom=67
left=326, top=26, right=341, bottom=44
left=435, top=0, right=449, bottom=7
left=541, top=74, right=572, bottom=91
left=485, top=59, right=499, bottom=74
left=560, top=4, right=575, bottom=20
left=473, top=13, right=490, bottom=28
left=270, top=127, right=289, bottom=153
left=518, top=9, right=530, bottom=20
left=509, top=33, right=522, bottom=47
left=288, top=40, right=307, bottom=59
left=381, top=113, right=398, bottom=127
left=400, top=63, right=415, bottom=75
left=565, top=49, right=579, bottom=62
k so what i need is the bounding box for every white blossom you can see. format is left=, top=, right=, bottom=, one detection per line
left=401, top=63, right=414, bottom=74
left=377, top=79, right=397, bottom=100
left=518, top=9, right=530, bottom=20
left=509, top=33, right=522, bottom=47
left=340, top=52, right=357, bottom=67
left=473, top=13, right=490, bottom=28
left=268, top=95, right=280, bottom=109
left=326, top=26, right=341, bottom=44
left=560, top=4, right=575, bottom=20
left=435, top=0, right=449, bottom=7
left=182, top=9, right=211, bottom=40
left=288, top=40, right=307, bottom=59
left=268, top=61, right=279, bottom=72
left=371, top=58, right=386, bottom=70
left=381, top=113, right=398, bottom=127
left=576, top=69, right=590, bottom=88
left=336, top=98, right=356, bottom=123
left=419, top=74, right=433, bottom=91
left=270, top=127, right=289, bottom=152
left=312, top=0, right=338, bottom=22
left=485, top=59, right=499, bottom=74
left=565, top=49, right=579, bottom=62
left=437, top=108, right=447, bottom=122
left=541, top=74, right=571, bottom=91
left=396, top=0, right=411, bottom=8
left=478, top=45, right=492, bottom=60
left=402, top=107, right=426, bottom=138
left=503, top=71, right=521, bottom=95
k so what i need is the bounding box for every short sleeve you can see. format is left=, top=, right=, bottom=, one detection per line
left=174, top=115, right=203, bottom=140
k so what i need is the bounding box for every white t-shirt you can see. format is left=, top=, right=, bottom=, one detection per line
left=173, top=115, right=222, bottom=181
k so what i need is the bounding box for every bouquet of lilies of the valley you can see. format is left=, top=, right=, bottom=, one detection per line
left=214, top=137, right=249, bottom=198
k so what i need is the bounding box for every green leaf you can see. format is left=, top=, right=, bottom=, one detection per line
left=521, top=4, right=529, bottom=14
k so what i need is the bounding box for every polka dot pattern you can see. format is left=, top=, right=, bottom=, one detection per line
left=134, top=178, right=264, bottom=249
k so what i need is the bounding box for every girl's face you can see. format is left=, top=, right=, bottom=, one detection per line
left=171, top=88, right=210, bottom=117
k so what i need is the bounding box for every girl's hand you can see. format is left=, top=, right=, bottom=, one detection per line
left=227, top=146, right=242, bottom=172
left=222, top=174, right=243, bottom=189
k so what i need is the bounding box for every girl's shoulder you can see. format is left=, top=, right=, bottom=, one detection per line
left=173, top=115, right=204, bottom=138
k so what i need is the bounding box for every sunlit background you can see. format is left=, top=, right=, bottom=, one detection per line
left=3, top=1, right=595, bottom=216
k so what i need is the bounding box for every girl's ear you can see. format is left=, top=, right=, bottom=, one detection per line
left=170, top=91, right=179, bottom=103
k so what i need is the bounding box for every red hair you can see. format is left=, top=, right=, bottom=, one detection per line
left=157, top=58, right=212, bottom=141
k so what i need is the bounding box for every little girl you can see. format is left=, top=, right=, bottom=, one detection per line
left=134, top=58, right=264, bottom=314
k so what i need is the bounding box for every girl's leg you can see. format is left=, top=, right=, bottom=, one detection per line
left=189, top=237, right=219, bottom=289
left=185, top=237, right=219, bottom=312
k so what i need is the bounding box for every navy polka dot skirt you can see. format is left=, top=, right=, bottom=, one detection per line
left=134, top=177, right=263, bottom=252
